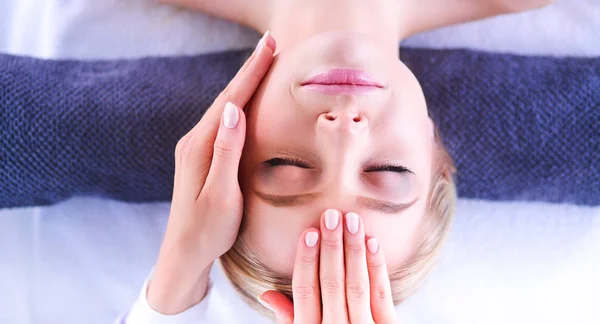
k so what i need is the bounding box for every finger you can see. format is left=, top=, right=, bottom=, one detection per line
left=292, top=228, right=321, bottom=323
left=343, top=213, right=372, bottom=323
left=190, top=31, right=276, bottom=138
left=319, top=209, right=347, bottom=322
left=172, top=32, right=276, bottom=199
left=203, top=102, right=246, bottom=199
left=212, top=31, right=276, bottom=110
left=259, top=291, right=294, bottom=324
left=366, top=237, right=397, bottom=323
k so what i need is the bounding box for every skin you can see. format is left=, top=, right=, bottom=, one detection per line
left=147, top=35, right=277, bottom=313
left=148, top=0, right=555, bottom=320
left=239, top=29, right=433, bottom=276
left=158, top=0, right=555, bottom=276
left=261, top=210, right=398, bottom=323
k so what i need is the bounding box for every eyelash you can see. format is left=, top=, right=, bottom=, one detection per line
left=265, top=158, right=413, bottom=174
left=364, top=165, right=413, bottom=174
left=265, top=157, right=311, bottom=169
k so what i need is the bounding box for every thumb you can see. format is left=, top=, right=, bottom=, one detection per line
left=259, top=291, right=294, bottom=324
left=204, top=102, right=246, bottom=194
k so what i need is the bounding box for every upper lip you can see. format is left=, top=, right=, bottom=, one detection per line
left=301, top=69, right=384, bottom=88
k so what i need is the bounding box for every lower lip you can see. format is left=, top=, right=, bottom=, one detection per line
left=301, top=69, right=383, bottom=95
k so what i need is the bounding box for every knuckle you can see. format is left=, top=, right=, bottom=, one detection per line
left=297, top=254, right=317, bottom=267
left=367, top=257, right=386, bottom=270
left=320, top=277, right=343, bottom=296
left=345, top=242, right=365, bottom=258
left=175, top=134, right=193, bottom=161
left=293, top=284, right=317, bottom=301
left=321, top=237, right=342, bottom=249
left=346, top=281, right=368, bottom=300
left=212, top=138, right=233, bottom=159
left=218, top=86, right=235, bottom=104
left=372, top=284, right=389, bottom=300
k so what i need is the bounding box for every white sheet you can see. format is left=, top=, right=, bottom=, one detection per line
left=1, top=0, right=599, bottom=323
left=1, top=198, right=598, bottom=324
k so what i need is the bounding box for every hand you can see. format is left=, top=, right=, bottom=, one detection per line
left=147, top=32, right=276, bottom=314
left=261, top=210, right=398, bottom=324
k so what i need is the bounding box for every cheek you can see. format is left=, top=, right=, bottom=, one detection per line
left=240, top=200, right=427, bottom=277
left=250, top=96, right=300, bottom=145
left=366, top=207, right=426, bottom=269
left=242, top=198, right=317, bottom=276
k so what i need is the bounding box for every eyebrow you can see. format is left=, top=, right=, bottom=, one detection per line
left=254, top=190, right=418, bottom=214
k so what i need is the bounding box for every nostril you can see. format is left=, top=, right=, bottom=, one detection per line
left=352, top=116, right=362, bottom=123
left=325, top=114, right=336, bottom=121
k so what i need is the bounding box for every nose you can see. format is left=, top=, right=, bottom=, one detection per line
left=317, top=111, right=368, bottom=134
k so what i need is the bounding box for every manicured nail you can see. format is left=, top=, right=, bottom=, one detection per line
left=305, top=232, right=319, bottom=247
left=255, top=30, right=270, bottom=52
left=367, top=238, right=379, bottom=254
left=324, top=209, right=339, bottom=230
left=222, top=102, right=239, bottom=129
left=257, top=295, right=273, bottom=312
left=345, top=213, right=359, bottom=234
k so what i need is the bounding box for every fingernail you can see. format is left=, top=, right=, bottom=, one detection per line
left=305, top=232, right=319, bottom=247
left=222, top=102, right=239, bottom=129
left=345, top=213, right=359, bottom=234
left=255, top=30, right=270, bottom=52
left=257, top=295, right=273, bottom=312
left=367, top=238, right=379, bottom=254
left=324, top=209, right=339, bottom=230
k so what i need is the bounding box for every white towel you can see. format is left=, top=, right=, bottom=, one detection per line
left=1, top=0, right=598, bottom=59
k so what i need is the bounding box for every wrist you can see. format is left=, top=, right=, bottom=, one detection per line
left=161, top=233, right=215, bottom=269
left=147, top=242, right=214, bottom=314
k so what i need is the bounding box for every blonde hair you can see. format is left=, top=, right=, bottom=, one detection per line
left=220, top=127, right=456, bottom=314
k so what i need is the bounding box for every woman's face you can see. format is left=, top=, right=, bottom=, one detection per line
left=240, top=31, right=434, bottom=275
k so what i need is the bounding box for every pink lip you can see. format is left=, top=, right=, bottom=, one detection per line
left=301, top=69, right=383, bottom=95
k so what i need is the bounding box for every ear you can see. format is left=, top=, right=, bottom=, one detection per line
left=259, top=290, right=294, bottom=323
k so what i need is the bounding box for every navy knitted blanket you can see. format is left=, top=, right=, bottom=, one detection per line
left=1, top=49, right=598, bottom=208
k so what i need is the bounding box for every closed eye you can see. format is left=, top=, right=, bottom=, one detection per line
left=265, top=157, right=312, bottom=169
left=365, top=165, right=413, bottom=174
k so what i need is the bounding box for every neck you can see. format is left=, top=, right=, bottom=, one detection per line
left=268, top=0, right=401, bottom=56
